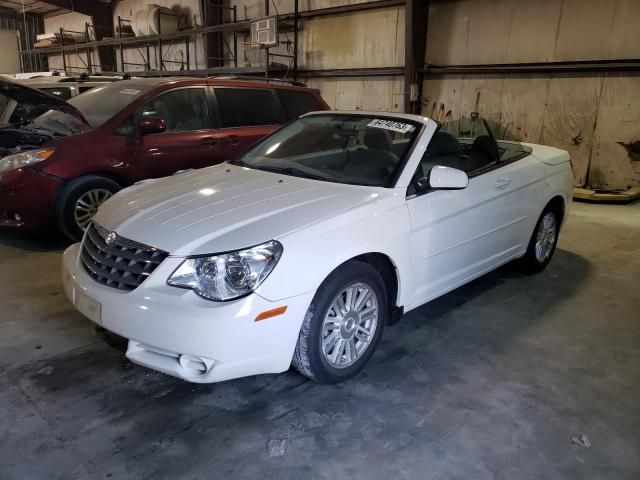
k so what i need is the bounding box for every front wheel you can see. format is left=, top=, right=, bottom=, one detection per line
left=518, top=207, right=560, bottom=273
left=292, top=261, right=387, bottom=383
left=55, top=175, right=121, bottom=241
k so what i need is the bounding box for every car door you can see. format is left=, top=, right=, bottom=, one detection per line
left=211, top=86, right=281, bottom=159
left=134, top=86, right=225, bottom=179
left=405, top=132, right=523, bottom=308
left=489, top=144, right=548, bottom=252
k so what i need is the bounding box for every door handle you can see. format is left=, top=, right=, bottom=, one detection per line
left=494, top=177, right=511, bottom=189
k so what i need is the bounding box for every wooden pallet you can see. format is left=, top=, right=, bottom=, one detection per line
left=573, top=186, right=640, bottom=203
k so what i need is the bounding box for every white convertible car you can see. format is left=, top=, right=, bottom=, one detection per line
left=62, top=111, right=572, bottom=384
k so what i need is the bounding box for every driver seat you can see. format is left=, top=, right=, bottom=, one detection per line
left=343, top=128, right=399, bottom=180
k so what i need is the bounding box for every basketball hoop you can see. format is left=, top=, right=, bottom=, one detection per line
left=242, top=41, right=266, bottom=67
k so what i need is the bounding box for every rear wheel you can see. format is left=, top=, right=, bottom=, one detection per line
left=519, top=206, right=560, bottom=273
left=292, top=261, right=386, bottom=383
left=55, top=176, right=121, bottom=241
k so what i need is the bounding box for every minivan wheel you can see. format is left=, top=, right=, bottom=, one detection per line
left=518, top=206, right=560, bottom=274
left=56, top=175, right=121, bottom=241
left=292, top=261, right=387, bottom=383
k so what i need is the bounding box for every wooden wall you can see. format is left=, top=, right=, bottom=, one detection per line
left=423, top=0, right=640, bottom=190
left=41, top=0, right=640, bottom=190
left=227, top=0, right=405, bottom=113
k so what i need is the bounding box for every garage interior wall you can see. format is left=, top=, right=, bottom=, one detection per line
left=113, top=0, right=206, bottom=71
left=0, top=29, right=20, bottom=74
left=44, top=12, right=95, bottom=73
left=39, top=0, right=639, bottom=190
left=423, top=0, right=640, bottom=191
left=225, top=0, right=405, bottom=112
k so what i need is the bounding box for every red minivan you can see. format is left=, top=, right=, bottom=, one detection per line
left=0, top=77, right=329, bottom=240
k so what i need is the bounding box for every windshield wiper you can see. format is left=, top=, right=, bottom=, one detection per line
left=255, top=165, right=327, bottom=181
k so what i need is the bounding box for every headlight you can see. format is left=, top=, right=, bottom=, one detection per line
left=0, top=148, right=55, bottom=174
left=167, top=240, right=283, bottom=301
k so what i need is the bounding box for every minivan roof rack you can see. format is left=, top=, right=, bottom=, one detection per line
left=208, top=75, right=307, bottom=87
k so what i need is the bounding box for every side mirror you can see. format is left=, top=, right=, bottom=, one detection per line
left=428, top=165, right=469, bottom=190
left=138, top=116, right=166, bottom=135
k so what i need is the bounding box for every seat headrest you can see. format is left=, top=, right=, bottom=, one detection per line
left=427, top=131, right=462, bottom=156
left=472, top=135, right=499, bottom=162
left=364, top=128, right=393, bottom=151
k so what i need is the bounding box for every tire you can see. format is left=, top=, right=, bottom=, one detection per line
left=55, top=175, right=121, bottom=241
left=518, top=205, right=561, bottom=274
left=292, top=261, right=387, bottom=383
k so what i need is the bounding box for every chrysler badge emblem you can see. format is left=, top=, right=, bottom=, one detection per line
left=105, top=232, right=117, bottom=245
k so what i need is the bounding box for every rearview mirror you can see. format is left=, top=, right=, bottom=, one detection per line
left=428, top=165, right=469, bottom=190
left=138, top=116, right=166, bottom=135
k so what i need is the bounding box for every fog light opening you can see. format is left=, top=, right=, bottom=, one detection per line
left=178, top=354, right=210, bottom=377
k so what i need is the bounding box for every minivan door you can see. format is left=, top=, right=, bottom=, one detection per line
left=211, top=87, right=281, bottom=159
left=134, top=87, right=225, bottom=179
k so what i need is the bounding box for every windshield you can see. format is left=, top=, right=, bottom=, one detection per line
left=232, top=114, right=420, bottom=187
left=68, top=84, right=146, bottom=128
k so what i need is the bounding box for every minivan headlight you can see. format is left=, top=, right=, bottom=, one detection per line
left=167, top=241, right=283, bottom=301
left=0, top=148, right=55, bottom=173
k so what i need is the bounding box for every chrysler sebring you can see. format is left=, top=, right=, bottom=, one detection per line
left=62, top=111, right=572, bottom=384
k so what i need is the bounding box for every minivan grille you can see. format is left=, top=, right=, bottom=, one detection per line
left=80, top=223, right=168, bottom=291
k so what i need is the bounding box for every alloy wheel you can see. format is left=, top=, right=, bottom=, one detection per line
left=535, top=211, right=557, bottom=262
left=74, top=188, right=113, bottom=231
left=321, top=282, right=379, bottom=369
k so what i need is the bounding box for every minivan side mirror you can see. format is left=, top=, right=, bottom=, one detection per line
left=428, top=165, right=469, bottom=190
left=138, top=116, right=166, bottom=135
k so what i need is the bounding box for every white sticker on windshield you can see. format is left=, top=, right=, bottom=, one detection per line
left=120, top=88, right=141, bottom=95
left=367, top=119, right=414, bottom=133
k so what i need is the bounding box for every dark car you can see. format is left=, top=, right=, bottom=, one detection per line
left=0, top=76, right=329, bottom=240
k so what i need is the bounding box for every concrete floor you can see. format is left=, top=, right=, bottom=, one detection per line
left=0, top=201, right=638, bottom=480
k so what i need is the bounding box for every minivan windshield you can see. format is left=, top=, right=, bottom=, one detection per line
left=68, top=84, right=148, bottom=128
left=231, top=114, right=421, bottom=187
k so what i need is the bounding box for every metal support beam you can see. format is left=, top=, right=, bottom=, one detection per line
left=423, top=59, right=640, bottom=75
left=293, top=0, right=299, bottom=81
left=282, top=0, right=404, bottom=20
left=92, top=3, right=116, bottom=72
left=297, top=67, right=404, bottom=77
left=203, top=0, right=224, bottom=68
left=404, top=0, right=429, bottom=114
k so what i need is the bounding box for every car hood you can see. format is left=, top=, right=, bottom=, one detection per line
left=0, top=77, right=84, bottom=123
left=94, top=163, right=384, bottom=256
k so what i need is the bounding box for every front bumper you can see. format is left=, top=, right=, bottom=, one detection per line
left=62, top=243, right=314, bottom=383
left=0, top=167, right=62, bottom=229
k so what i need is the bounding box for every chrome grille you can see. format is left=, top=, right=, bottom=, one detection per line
left=80, top=223, right=168, bottom=291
